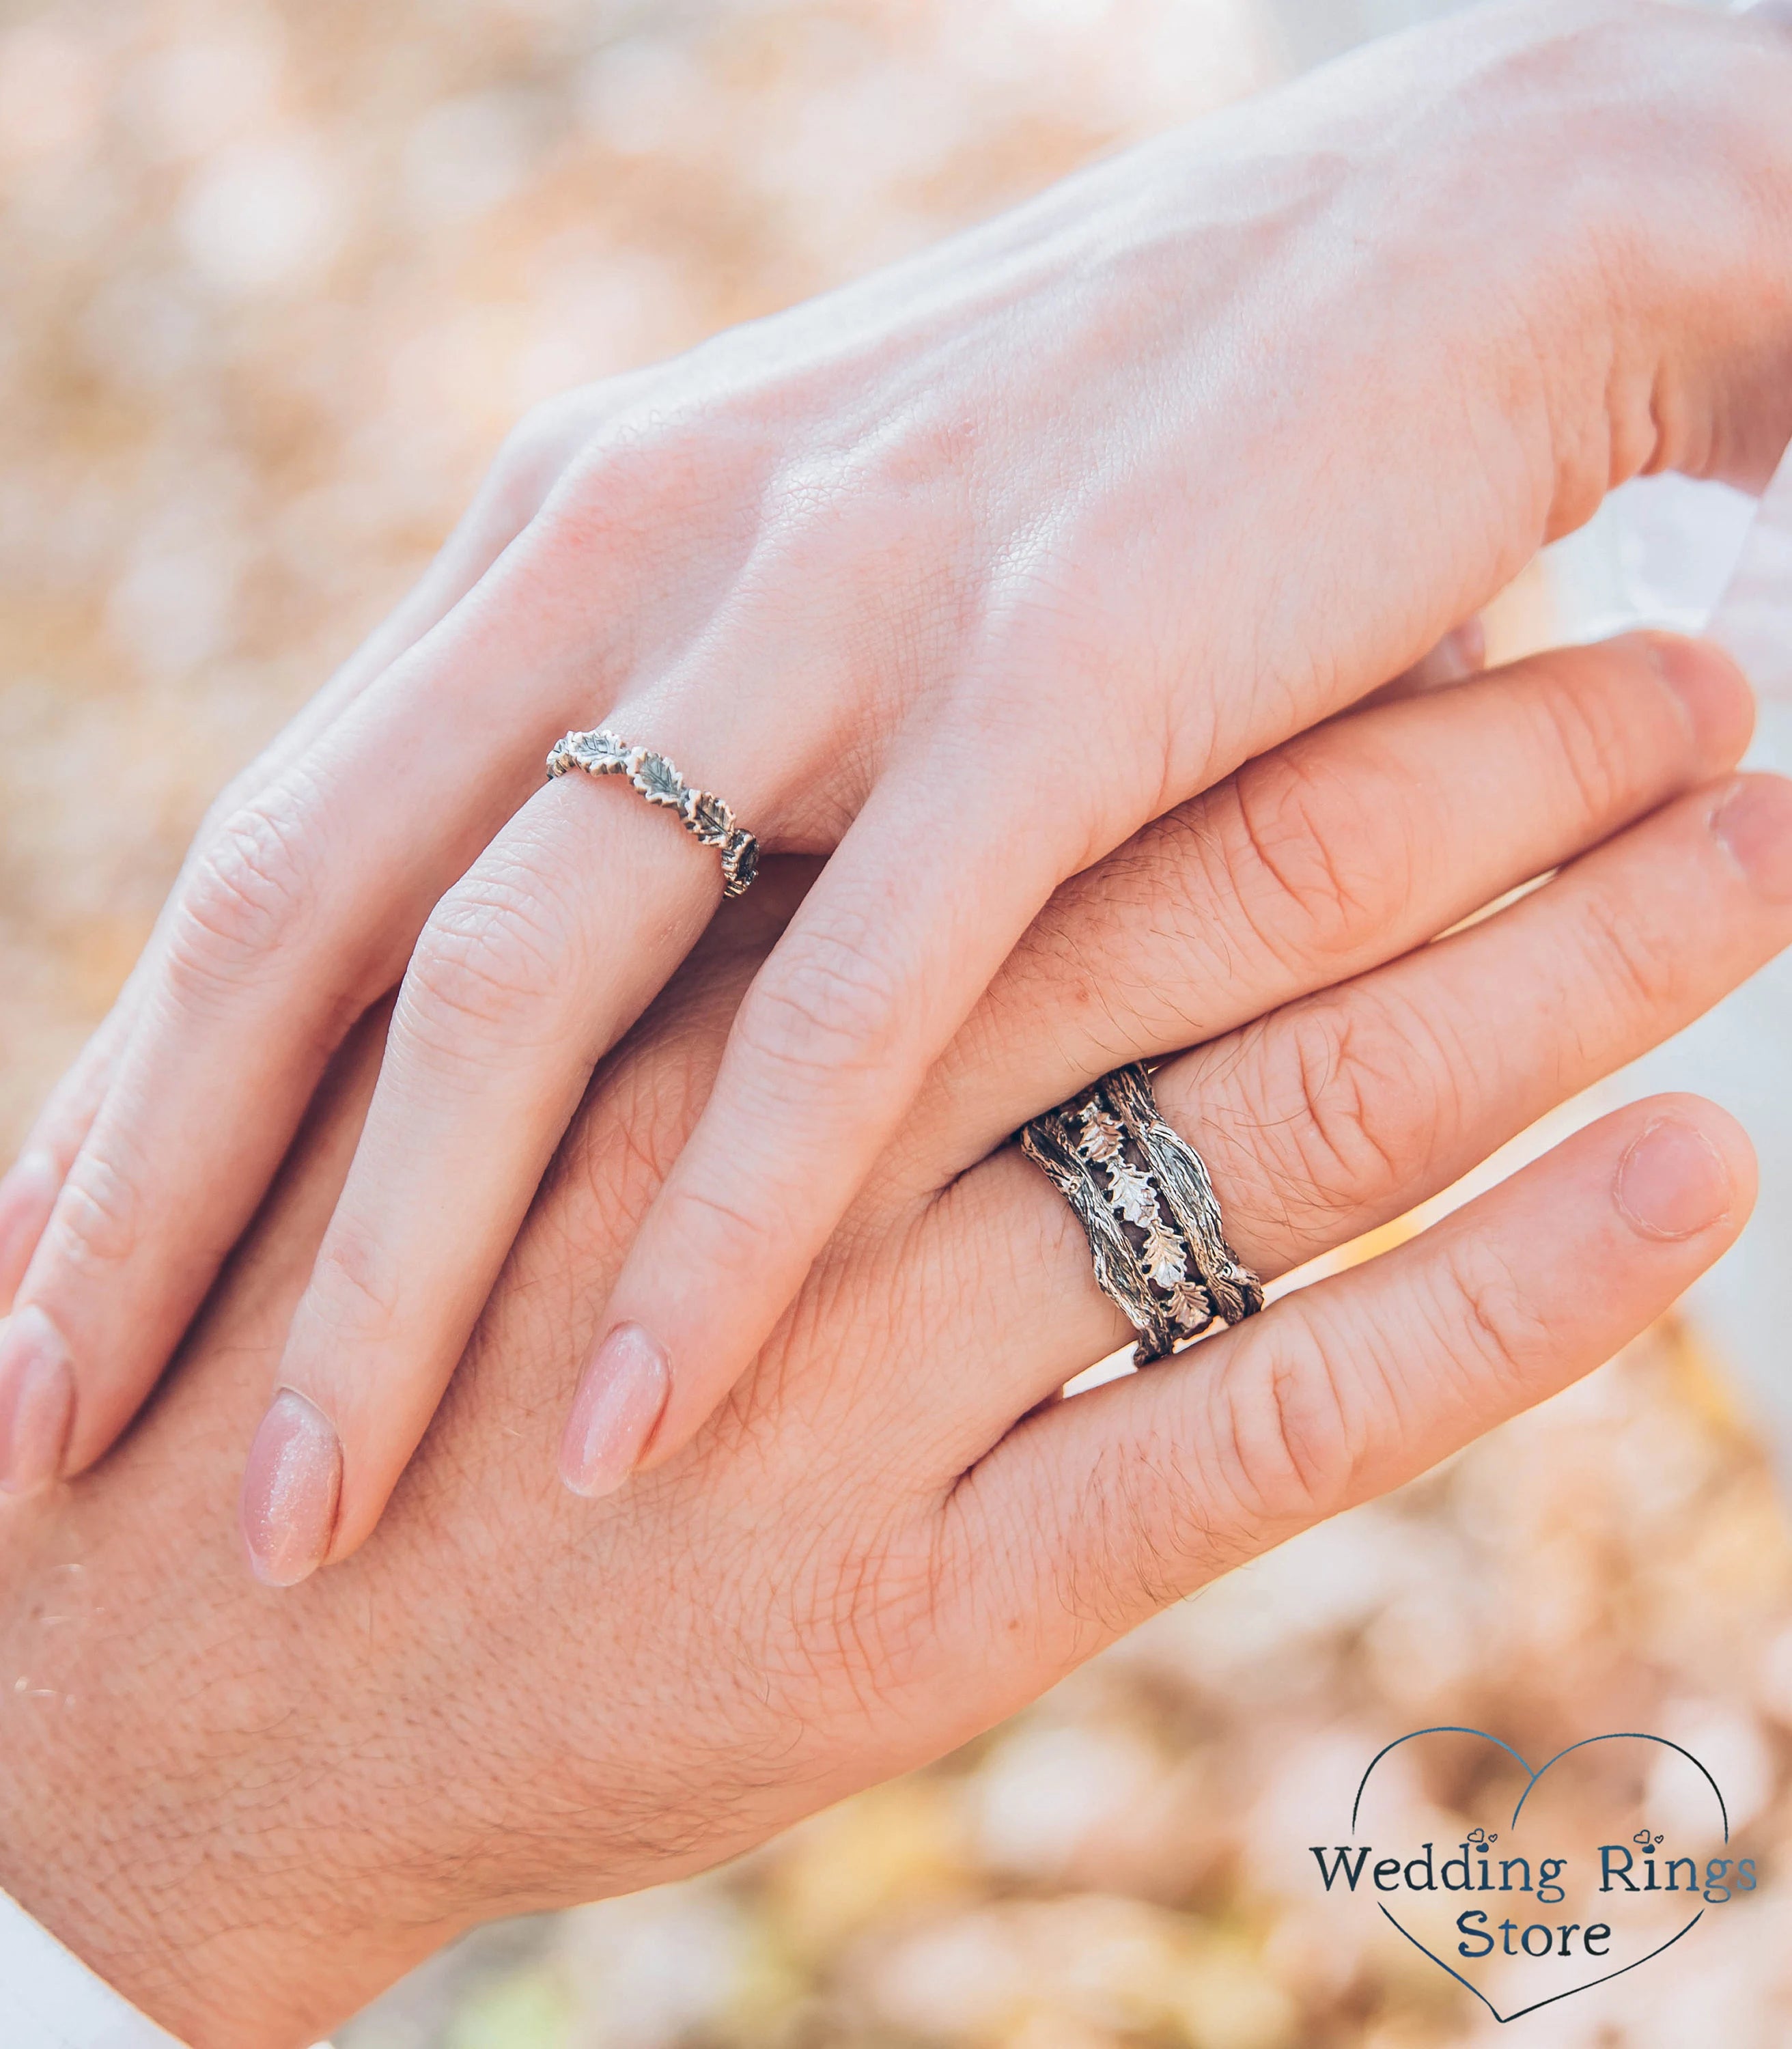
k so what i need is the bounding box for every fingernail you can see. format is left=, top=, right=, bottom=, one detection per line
left=559, top=1323, right=670, bottom=1499
left=1615, top=1119, right=1733, bottom=1242
left=0, top=1152, right=59, bottom=1314
left=0, top=1306, right=75, bottom=1498
left=1712, top=776, right=1792, bottom=903
left=240, top=1391, right=342, bottom=1587
left=1642, top=634, right=1752, bottom=763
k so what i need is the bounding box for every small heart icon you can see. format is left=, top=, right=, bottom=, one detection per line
left=1327, top=1726, right=1737, bottom=2023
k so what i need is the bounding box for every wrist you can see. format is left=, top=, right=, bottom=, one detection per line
left=0, top=1483, right=449, bottom=2048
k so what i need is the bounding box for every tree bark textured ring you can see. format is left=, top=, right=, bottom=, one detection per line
left=1020, top=1063, right=1264, bottom=1365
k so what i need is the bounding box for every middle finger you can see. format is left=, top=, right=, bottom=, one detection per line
left=921, top=766, right=1792, bottom=1430
left=893, top=632, right=1750, bottom=1189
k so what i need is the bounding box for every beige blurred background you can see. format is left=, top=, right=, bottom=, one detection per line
left=5, top=1, right=1792, bottom=2044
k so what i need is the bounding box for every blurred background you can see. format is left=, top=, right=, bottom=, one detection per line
left=5, top=0, right=1792, bottom=2043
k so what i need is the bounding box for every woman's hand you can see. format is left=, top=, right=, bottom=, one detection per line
left=225, top=622, right=1792, bottom=1583
left=3, top=0, right=1792, bottom=1567
left=1, top=631, right=1787, bottom=2045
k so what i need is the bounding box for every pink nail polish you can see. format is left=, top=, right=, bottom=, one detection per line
left=559, top=1323, right=670, bottom=1499
left=240, top=1391, right=343, bottom=1587
left=0, top=1152, right=59, bottom=1314
left=0, top=1306, right=75, bottom=1498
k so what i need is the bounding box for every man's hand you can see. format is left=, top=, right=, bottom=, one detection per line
left=0, top=636, right=1786, bottom=2046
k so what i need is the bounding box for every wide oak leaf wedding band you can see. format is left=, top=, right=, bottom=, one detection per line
left=548, top=729, right=761, bottom=898
left=1021, top=1062, right=1264, bottom=1365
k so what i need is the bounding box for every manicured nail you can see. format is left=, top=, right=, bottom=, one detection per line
left=559, top=1323, right=669, bottom=1499
left=240, top=1390, right=342, bottom=1587
left=1712, top=777, right=1792, bottom=903
left=0, top=1306, right=75, bottom=1498
left=0, top=1152, right=59, bottom=1314
left=1615, top=1119, right=1733, bottom=1242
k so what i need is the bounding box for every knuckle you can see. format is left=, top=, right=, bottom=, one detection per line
left=400, top=874, right=568, bottom=1052
left=1256, top=994, right=1444, bottom=1222
left=1069, top=1326, right=1369, bottom=1619
left=1533, top=660, right=1633, bottom=822
left=1439, top=1238, right=1554, bottom=1397
left=488, top=389, right=606, bottom=516
left=1225, top=749, right=1402, bottom=968
left=45, top=1146, right=143, bottom=1274
left=167, top=796, right=317, bottom=995
left=305, top=1223, right=404, bottom=1346
left=1077, top=1433, right=1225, bottom=1616
left=656, top=1175, right=780, bottom=1277
left=1578, top=885, right=1683, bottom=1018
left=1218, top=1325, right=1359, bottom=1532
left=733, top=921, right=905, bottom=1087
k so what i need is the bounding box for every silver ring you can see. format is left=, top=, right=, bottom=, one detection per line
left=1020, top=1062, right=1263, bottom=1365
left=547, top=729, right=759, bottom=898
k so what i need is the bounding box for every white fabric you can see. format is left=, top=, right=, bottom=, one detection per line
left=0, top=1888, right=190, bottom=2049
left=0, top=1889, right=335, bottom=2048
left=1634, top=447, right=1792, bottom=1481
left=1709, top=441, right=1792, bottom=701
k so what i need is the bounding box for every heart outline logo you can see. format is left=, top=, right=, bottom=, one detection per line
left=1349, top=1726, right=1729, bottom=2024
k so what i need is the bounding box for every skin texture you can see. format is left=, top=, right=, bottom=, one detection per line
left=3, top=2, right=1792, bottom=1571
left=0, top=636, right=1789, bottom=2044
